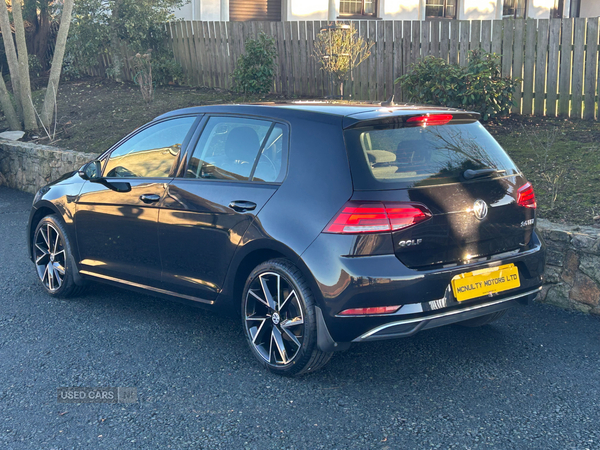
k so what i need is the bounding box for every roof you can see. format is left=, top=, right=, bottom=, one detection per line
left=154, top=101, right=479, bottom=127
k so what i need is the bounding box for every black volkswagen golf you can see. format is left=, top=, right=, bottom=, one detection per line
left=28, top=103, right=545, bottom=376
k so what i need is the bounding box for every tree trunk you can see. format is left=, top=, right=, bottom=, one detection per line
left=41, top=0, right=74, bottom=129
left=0, top=70, right=21, bottom=131
left=12, top=0, right=38, bottom=131
left=34, top=15, right=51, bottom=69
left=109, top=0, right=124, bottom=82
left=25, top=0, right=51, bottom=69
left=0, top=0, right=23, bottom=124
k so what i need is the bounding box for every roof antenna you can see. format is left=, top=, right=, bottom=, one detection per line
left=380, top=95, right=395, bottom=107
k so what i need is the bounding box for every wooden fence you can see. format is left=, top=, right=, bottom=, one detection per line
left=94, top=19, right=600, bottom=120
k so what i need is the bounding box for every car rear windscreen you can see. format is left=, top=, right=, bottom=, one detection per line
left=344, top=121, right=519, bottom=190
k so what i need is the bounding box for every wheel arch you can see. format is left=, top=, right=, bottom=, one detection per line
left=28, top=203, right=60, bottom=259
left=28, top=202, right=85, bottom=286
left=221, top=239, right=321, bottom=315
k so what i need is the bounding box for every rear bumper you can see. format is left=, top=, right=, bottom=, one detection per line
left=301, top=230, right=546, bottom=348
left=353, top=287, right=539, bottom=342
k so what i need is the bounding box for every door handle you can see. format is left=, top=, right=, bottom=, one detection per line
left=140, top=194, right=161, bottom=204
left=229, top=200, right=257, bottom=212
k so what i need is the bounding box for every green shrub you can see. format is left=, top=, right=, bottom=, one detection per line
left=151, top=53, right=185, bottom=86
left=395, top=50, right=520, bottom=121
left=232, top=32, right=277, bottom=96
left=28, top=54, right=44, bottom=78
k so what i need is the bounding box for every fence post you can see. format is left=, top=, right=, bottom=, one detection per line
left=584, top=18, right=599, bottom=120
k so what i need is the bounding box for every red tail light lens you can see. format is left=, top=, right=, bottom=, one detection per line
left=325, top=202, right=432, bottom=234
left=517, top=182, right=537, bottom=209
left=406, top=114, right=453, bottom=127
left=339, top=306, right=401, bottom=316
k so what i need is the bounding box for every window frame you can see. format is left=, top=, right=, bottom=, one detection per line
left=338, top=0, right=378, bottom=19
left=180, top=114, right=291, bottom=185
left=100, top=114, right=202, bottom=179
left=425, top=0, right=458, bottom=20
left=570, top=0, right=581, bottom=18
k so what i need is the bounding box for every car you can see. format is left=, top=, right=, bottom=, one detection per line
left=28, top=102, right=546, bottom=376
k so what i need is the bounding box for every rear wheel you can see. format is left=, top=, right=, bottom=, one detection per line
left=457, top=310, right=507, bottom=327
left=242, top=259, right=332, bottom=376
left=33, top=215, right=85, bottom=298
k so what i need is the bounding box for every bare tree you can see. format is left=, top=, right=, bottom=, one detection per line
left=0, top=0, right=75, bottom=132
left=109, top=0, right=125, bottom=82
left=0, top=70, right=20, bottom=130
left=0, top=0, right=23, bottom=123
left=12, top=0, right=38, bottom=131
left=313, top=24, right=373, bottom=99
left=41, top=0, right=75, bottom=128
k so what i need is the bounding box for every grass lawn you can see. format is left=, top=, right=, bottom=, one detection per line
left=486, top=116, right=600, bottom=226
left=4, top=77, right=598, bottom=226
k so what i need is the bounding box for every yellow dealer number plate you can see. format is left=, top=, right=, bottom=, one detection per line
left=451, top=264, right=520, bottom=302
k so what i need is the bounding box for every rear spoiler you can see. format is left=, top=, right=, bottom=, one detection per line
left=343, top=110, right=481, bottom=130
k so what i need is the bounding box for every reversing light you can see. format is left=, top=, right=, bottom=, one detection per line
left=324, top=202, right=432, bottom=234
left=517, top=182, right=537, bottom=209
left=406, top=114, right=453, bottom=127
left=339, top=306, right=401, bottom=316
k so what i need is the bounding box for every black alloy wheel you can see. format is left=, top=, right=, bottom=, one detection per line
left=33, top=215, right=84, bottom=298
left=242, top=259, right=332, bottom=376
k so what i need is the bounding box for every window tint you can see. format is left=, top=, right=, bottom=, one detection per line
left=186, top=117, right=287, bottom=183
left=104, top=117, right=196, bottom=178
left=345, top=121, right=519, bottom=190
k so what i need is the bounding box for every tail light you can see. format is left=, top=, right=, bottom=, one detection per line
left=406, top=114, right=453, bottom=127
left=339, top=306, right=401, bottom=316
left=325, top=202, right=432, bottom=234
left=517, top=182, right=537, bottom=209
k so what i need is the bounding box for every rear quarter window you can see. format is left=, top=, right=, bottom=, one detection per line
left=344, top=121, right=519, bottom=190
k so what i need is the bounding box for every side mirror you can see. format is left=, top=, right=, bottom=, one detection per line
left=79, top=161, right=102, bottom=181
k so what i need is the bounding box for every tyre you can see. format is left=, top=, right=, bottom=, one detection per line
left=242, top=258, right=332, bottom=376
left=33, top=215, right=85, bottom=298
left=457, top=310, right=507, bottom=327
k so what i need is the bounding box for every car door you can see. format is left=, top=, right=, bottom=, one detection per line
left=158, top=116, right=289, bottom=302
left=75, top=115, right=199, bottom=288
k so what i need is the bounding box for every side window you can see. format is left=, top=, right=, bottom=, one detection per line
left=186, top=117, right=287, bottom=183
left=253, top=124, right=287, bottom=183
left=104, top=117, right=196, bottom=178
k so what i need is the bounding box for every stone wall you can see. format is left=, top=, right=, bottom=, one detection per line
left=537, top=219, right=600, bottom=315
left=0, top=139, right=91, bottom=194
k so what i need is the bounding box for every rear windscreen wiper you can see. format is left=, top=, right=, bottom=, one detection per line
left=463, top=168, right=506, bottom=180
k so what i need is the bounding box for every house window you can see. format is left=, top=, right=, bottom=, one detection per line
left=425, top=0, right=457, bottom=19
left=503, top=0, right=527, bottom=18
left=339, top=0, right=377, bottom=17
left=229, top=0, right=282, bottom=21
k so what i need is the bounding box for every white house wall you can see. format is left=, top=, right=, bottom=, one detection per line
left=527, top=0, right=555, bottom=19
left=380, top=0, right=420, bottom=20
left=288, top=0, right=328, bottom=20
left=460, top=0, right=497, bottom=20
left=172, top=1, right=196, bottom=21
left=173, top=0, right=561, bottom=21
left=580, top=0, right=600, bottom=17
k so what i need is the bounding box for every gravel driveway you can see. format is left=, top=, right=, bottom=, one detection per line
left=1, top=186, right=599, bottom=449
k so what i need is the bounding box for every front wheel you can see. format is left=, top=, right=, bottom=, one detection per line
left=33, top=215, right=85, bottom=298
left=242, top=259, right=332, bottom=376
